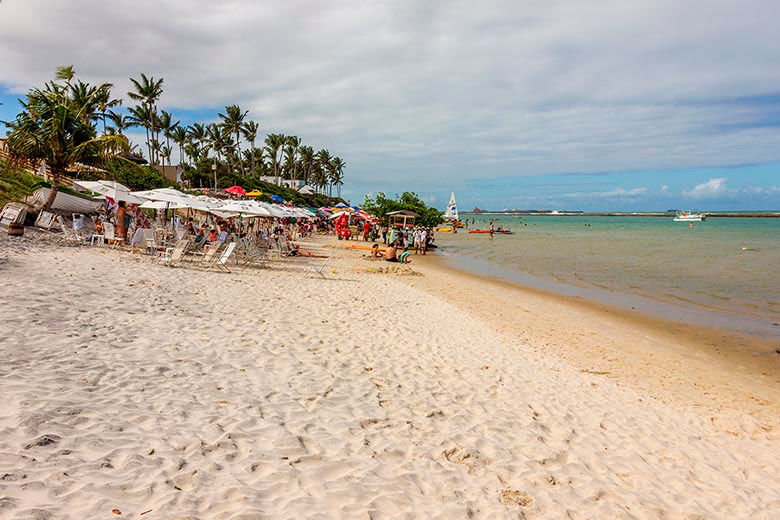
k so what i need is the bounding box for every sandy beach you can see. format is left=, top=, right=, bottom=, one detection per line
left=2, top=234, right=780, bottom=519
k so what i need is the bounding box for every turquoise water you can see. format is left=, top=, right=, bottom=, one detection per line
left=436, top=215, right=780, bottom=337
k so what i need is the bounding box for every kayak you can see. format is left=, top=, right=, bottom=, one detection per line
left=468, top=229, right=514, bottom=234
left=435, top=227, right=453, bottom=233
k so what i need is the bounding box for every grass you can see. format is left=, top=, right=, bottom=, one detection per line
left=0, top=159, right=44, bottom=208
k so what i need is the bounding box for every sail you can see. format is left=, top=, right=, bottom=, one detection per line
left=444, top=192, right=459, bottom=220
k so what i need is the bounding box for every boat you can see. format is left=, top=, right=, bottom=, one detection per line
left=673, top=211, right=706, bottom=222
left=468, top=228, right=514, bottom=235
left=28, top=187, right=103, bottom=214
left=444, top=192, right=459, bottom=221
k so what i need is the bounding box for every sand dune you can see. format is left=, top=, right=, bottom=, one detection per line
left=1, top=234, right=779, bottom=519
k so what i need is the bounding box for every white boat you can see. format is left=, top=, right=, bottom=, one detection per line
left=673, top=211, right=706, bottom=222
left=444, top=192, right=459, bottom=221
left=28, top=187, right=104, bottom=214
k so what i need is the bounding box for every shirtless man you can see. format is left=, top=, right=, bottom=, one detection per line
left=384, top=242, right=398, bottom=262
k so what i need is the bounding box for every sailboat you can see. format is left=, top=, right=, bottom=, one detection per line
left=445, top=192, right=459, bottom=221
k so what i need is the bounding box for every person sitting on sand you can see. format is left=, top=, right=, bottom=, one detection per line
left=384, top=242, right=398, bottom=262
left=370, top=243, right=381, bottom=258
left=399, top=247, right=412, bottom=264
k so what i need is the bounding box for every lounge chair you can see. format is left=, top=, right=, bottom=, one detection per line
left=159, top=239, right=189, bottom=267
left=211, top=242, right=236, bottom=272
left=200, top=242, right=223, bottom=268
left=142, top=229, right=158, bottom=255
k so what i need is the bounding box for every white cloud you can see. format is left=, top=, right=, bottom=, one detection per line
left=683, top=178, right=729, bottom=199
left=660, top=185, right=670, bottom=193
left=1, top=0, right=780, bottom=193
left=561, top=186, right=648, bottom=199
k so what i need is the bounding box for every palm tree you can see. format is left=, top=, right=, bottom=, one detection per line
left=127, top=104, right=155, bottom=162
left=315, top=149, right=332, bottom=195
left=330, top=156, right=346, bottom=198
left=188, top=123, right=208, bottom=158
left=298, top=145, right=314, bottom=185
left=265, top=133, right=286, bottom=185
left=170, top=126, right=189, bottom=166
left=285, top=135, right=301, bottom=186
left=219, top=104, right=248, bottom=176
left=127, top=73, right=164, bottom=163
left=241, top=120, right=259, bottom=174
left=106, top=110, right=131, bottom=135
left=161, top=144, right=172, bottom=172
left=5, top=66, right=127, bottom=210
left=158, top=110, right=179, bottom=164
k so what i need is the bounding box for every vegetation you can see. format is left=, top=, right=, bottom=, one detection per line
left=3, top=65, right=348, bottom=208
left=0, top=159, right=43, bottom=207
left=120, top=73, right=347, bottom=195
left=362, top=192, right=444, bottom=228
left=3, top=66, right=127, bottom=210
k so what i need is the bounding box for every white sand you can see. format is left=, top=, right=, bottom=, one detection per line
left=1, top=234, right=779, bottom=519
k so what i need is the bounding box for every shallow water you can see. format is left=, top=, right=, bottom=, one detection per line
left=435, top=215, right=780, bottom=338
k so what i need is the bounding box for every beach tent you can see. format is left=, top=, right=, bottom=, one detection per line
left=74, top=180, right=145, bottom=204
left=225, top=185, right=247, bottom=195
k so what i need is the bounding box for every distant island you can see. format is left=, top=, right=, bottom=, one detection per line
left=464, top=209, right=780, bottom=217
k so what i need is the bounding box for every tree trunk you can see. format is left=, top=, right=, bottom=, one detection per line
left=41, top=170, right=61, bottom=211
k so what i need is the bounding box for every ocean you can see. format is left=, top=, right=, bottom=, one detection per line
left=434, top=215, right=780, bottom=339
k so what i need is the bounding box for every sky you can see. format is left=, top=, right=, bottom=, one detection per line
left=1, top=0, right=779, bottom=211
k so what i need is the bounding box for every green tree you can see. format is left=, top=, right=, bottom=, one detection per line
left=127, top=73, right=164, bottom=163
left=219, top=104, right=248, bottom=176
left=241, top=120, right=259, bottom=174
left=4, top=66, right=127, bottom=210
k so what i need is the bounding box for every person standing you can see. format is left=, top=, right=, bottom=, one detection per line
left=420, top=227, right=428, bottom=255
left=116, top=201, right=128, bottom=242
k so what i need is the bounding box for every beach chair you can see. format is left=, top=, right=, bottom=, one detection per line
left=103, top=223, right=120, bottom=248
left=143, top=229, right=158, bottom=255
left=304, top=255, right=330, bottom=278
left=56, top=215, right=85, bottom=243
left=159, top=239, right=189, bottom=267
left=211, top=242, right=236, bottom=272
left=200, top=242, right=223, bottom=269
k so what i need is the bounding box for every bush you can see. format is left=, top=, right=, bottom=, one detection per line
left=362, top=192, right=444, bottom=228
left=0, top=159, right=43, bottom=206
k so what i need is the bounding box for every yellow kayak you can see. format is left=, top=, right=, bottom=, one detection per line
left=435, top=227, right=453, bottom=233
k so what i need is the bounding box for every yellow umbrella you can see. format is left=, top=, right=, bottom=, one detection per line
left=245, top=190, right=263, bottom=197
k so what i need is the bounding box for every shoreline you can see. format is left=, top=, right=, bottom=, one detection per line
left=401, top=246, right=780, bottom=435
left=3, top=233, right=780, bottom=518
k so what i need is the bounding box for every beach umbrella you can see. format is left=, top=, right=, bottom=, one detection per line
left=132, top=188, right=213, bottom=211
left=139, top=200, right=180, bottom=210
left=245, top=190, right=263, bottom=197
left=225, top=185, right=247, bottom=195
left=216, top=200, right=273, bottom=217
left=74, top=180, right=145, bottom=204
left=270, top=195, right=284, bottom=203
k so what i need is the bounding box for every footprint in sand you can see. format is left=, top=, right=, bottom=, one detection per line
left=442, top=446, right=490, bottom=474
left=498, top=488, right=534, bottom=508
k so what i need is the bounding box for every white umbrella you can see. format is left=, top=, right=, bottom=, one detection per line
left=139, top=200, right=180, bottom=210
left=216, top=201, right=273, bottom=217
left=132, top=188, right=213, bottom=211
left=74, top=180, right=145, bottom=204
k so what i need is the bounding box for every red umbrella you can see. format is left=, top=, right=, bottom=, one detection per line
left=225, top=185, right=247, bottom=195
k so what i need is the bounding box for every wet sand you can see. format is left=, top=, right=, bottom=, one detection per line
left=405, top=251, right=780, bottom=436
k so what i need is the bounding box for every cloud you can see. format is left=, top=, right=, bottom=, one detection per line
left=683, top=178, right=730, bottom=199
left=560, top=186, right=648, bottom=199
left=1, top=0, right=780, bottom=198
